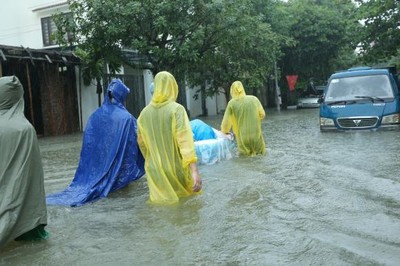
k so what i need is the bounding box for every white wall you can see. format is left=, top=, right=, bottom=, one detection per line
left=186, top=84, right=227, bottom=118
left=206, top=93, right=226, bottom=116
left=0, top=0, right=69, bottom=48
left=186, top=85, right=202, bottom=118
left=143, top=69, right=154, bottom=105
left=75, top=66, right=101, bottom=131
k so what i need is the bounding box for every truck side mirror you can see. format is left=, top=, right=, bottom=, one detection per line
left=318, top=95, right=324, bottom=104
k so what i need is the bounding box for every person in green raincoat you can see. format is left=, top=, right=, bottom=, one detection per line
left=137, top=71, right=202, bottom=204
left=221, top=81, right=266, bottom=156
left=0, top=76, right=48, bottom=249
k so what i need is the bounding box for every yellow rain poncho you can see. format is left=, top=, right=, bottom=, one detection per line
left=221, top=81, right=266, bottom=156
left=137, top=71, right=199, bottom=204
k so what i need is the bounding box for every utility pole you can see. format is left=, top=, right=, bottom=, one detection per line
left=274, top=61, right=281, bottom=111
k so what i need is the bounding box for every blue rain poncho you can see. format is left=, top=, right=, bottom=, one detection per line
left=221, top=81, right=266, bottom=156
left=190, top=119, right=217, bottom=141
left=137, top=71, right=200, bottom=204
left=0, top=76, right=48, bottom=248
left=190, top=119, right=236, bottom=165
left=46, top=79, right=145, bottom=207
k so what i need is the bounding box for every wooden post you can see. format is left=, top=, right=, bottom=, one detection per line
left=26, top=62, right=35, bottom=127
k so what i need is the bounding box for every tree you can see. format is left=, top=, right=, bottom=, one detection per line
left=282, top=0, right=356, bottom=80
left=186, top=0, right=284, bottom=104
left=54, top=0, right=282, bottom=106
left=355, top=0, right=400, bottom=63
left=279, top=0, right=358, bottom=85
left=53, top=1, right=126, bottom=106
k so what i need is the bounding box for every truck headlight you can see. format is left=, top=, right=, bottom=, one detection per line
left=381, top=113, right=400, bottom=124
left=320, top=117, right=334, bottom=126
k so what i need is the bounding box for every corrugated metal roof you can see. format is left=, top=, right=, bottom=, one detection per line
left=0, top=44, right=80, bottom=65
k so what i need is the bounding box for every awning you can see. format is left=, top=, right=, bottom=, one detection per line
left=0, top=44, right=80, bottom=65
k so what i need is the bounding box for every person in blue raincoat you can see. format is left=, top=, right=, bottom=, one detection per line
left=46, top=79, right=145, bottom=207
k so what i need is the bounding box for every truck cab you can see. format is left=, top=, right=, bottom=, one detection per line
left=319, top=66, right=400, bottom=131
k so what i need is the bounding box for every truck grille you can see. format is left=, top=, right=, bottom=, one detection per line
left=337, top=117, right=379, bottom=129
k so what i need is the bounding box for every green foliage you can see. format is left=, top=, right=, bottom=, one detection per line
left=53, top=0, right=282, bottom=101
left=186, top=0, right=283, bottom=100
left=355, top=0, right=400, bottom=64
left=279, top=0, right=358, bottom=84
left=52, top=0, right=399, bottom=104
left=73, top=48, right=103, bottom=86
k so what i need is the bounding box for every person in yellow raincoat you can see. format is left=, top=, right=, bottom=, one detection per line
left=221, top=81, right=266, bottom=156
left=137, top=71, right=202, bottom=204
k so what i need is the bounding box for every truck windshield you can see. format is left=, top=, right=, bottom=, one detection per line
left=324, top=74, right=393, bottom=102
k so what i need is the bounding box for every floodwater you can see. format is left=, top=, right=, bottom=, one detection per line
left=1, top=108, right=400, bottom=265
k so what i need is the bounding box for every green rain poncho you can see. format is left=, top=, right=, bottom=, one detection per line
left=0, top=76, right=48, bottom=249
left=137, top=71, right=199, bottom=204
left=221, top=81, right=266, bottom=156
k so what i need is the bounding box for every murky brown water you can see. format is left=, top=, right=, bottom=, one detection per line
left=1, top=108, right=400, bottom=265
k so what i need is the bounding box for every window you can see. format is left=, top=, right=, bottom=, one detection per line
left=325, top=75, right=393, bottom=101
left=41, top=13, right=73, bottom=47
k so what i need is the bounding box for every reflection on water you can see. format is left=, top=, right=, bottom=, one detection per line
left=1, top=108, right=400, bottom=265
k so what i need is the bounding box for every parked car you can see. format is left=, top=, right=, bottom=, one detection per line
left=319, top=66, right=400, bottom=131
left=297, top=85, right=325, bottom=109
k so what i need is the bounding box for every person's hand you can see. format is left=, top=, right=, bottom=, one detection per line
left=189, top=162, right=202, bottom=192
left=220, top=132, right=231, bottom=140
left=225, top=132, right=234, bottom=141
left=192, top=170, right=202, bottom=192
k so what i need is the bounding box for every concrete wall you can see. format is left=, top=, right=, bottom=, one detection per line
left=186, top=85, right=227, bottom=118
left=186, top=85, right=202, bottom=118
left=75, top=67, right=100, bottom=131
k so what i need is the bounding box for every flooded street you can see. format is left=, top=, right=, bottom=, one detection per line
left=1, top=108, right=400, bottom=265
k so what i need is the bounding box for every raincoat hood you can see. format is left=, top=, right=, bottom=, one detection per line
left=0, top=76, right=23, bottom=110
left=151, top=71, right=178, bottom=107
left=106, top=79, right=130, bottom=105
left=230, top=81, right=246, bottom=99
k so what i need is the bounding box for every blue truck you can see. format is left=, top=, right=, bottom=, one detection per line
left=319, top=66, right=400, bottom=131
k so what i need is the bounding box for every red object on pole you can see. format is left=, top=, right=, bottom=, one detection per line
left=286, top=75, right=298, bottom=91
